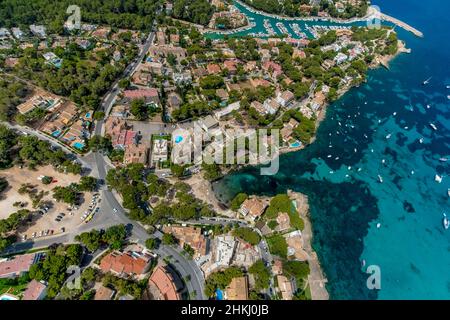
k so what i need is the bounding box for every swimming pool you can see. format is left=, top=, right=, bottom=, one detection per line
left=215, top=289, right=223, bottom=300
left=290, top=141, right=302, bottom=148
left=85, top=112, right=91, bottom=118
left=0, top=293, right=19, bottom=300
left=51, top=130, right=61, bottom=137
left=175, top=136, right=183, bottom=144
left=73, top=142, right=85, bottom=150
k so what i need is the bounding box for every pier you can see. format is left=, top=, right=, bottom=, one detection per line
left=379, top=12, right=424, bottom=38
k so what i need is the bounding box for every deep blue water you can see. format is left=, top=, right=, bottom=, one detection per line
left=213, top=0, right=450, bottom=299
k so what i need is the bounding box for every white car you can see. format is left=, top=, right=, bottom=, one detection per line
left=113, top=208, right=118, bottom=213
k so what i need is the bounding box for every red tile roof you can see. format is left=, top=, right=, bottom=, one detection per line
left=100, top=251, right=151, bottom=276
left=0, top=253, right=37, bottom=278
left=123, top=88, right=159, bottom=99
left=22, top=280, right=47, bottom=300
left=148, top=266, right=180, bottom=300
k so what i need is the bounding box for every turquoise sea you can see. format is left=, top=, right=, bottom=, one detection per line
left=213, top=0, right=450, bottom=299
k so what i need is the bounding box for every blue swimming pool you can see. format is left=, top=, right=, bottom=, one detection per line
left=290, top=141, right=302, bottom=148
left=85, top=112, right=91, bottom=118
left=215, top=289, right=223, bottom=300
left=175, top=136, right=183, bottom=144
left=0, top=294, right=18, bottom=300
left=51, top=130, right=61, bottom=137
left=73, top=142, right=85, bottom=150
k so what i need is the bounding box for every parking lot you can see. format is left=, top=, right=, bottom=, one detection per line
left=0, top=165, right=101, bottom=242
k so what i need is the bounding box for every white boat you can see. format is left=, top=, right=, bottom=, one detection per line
left=419, top=138, right=424, bottom=144
left=423, top=77, right=432, bottom=85
left=393, top=112, right=397, bottom=116
left=376, top=223, right=381, bottom=229
left=435, top=174, right=443, bottom=183
left=447, top=188, right=450, bottom=197
left=426, top=104, right=431, bottom=109
left=378, top=175, right=383, bottom=183
left=429, top=123, right=438, bottom=131
left=446, top=85, right=450, bottom=89
left=386, top=133, right=392, bottom=139
left=443, top=214, right=449, bottom=230
left=439, top=158, right=448, bottom=162
left=447, top=95, right=450, bottom=100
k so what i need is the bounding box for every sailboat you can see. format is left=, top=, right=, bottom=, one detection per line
left=422, top=77, right=432, bottom=85
left=443, top=213, right=449, bottom=230
left=429, top=123, right=438, bottom=131
left=378, top=175, right=384, bottom=183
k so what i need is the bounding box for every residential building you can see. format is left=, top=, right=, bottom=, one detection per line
left=276, top=90, right=295, bottom=107
left=277, top=275, right=294, bottom=300
left=280, top=118, right=299, bottom=142
left=162, top=225, right=209, bottom=258
left=225, top=276, right=248, bottom=300
left=22, top=280, right=47, bottom=300
left=11, top=27, right=23, bottom=40
left=94, top=286, right=116, bottom=300
left=0, top=253, right=41, bottom=279
left=239, top=198, right=268, bottom=220
left=167, top=92, right=182, bottom=112
left=148, top=265, right=182, bottom=300
left=263, top=98, right=281, bottom=115
left=99, top=251, right=153, bottom=278
left=150, top=138, right=168, bottom=165
left=199, top=115, right=219, bottom=132
left=123, top=88, right=160, bottom=104
left=29, top=25, right=46, bottom=38
left=16, top=91, right=62, bottom=115
left=262, top=61, right=282, bottom=79
left=334, top=52, right=349, bottom=65
left=124, top=143, right=148, bottom=165
left=207, top=63, right=221, bottom=75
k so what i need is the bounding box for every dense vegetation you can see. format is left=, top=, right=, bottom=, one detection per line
left=232, top=227, right=261, bottom=245
left=75, top=224, right=127, bottom=251
left=106, top=164, right=215, bottom=224
left=248, top=259, right=271, bottom=291
left=0, top=79, right=29, bottom=122
left=13, top=44, right=136, bottom=109
left=0, top=0, right=162, bottom=31
left=204, top=266, right=243, bottom=297
left=29, top=244, right=83, bottom=298
left=243, top=0, right=368, bottom=19
left=172, top=0, right=215, bottom=26
left=267, top=234, right=288, bottom=258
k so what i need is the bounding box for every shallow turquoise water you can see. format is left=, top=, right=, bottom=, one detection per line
left=213, top=0, right=450, bottom=299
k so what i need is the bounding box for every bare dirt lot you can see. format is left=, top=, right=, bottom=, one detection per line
left=0, top=165, right=98, bottom=241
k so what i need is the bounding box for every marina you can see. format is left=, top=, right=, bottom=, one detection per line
left=206, top=1, right=424, bottom=40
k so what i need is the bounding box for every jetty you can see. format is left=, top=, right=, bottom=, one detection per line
left=379, top=12, right=423, bottom=38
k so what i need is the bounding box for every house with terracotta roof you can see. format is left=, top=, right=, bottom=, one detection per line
left=239, top=198, right=268, bottom=220
left=99, top=251, right=153, bottom=278
left=124, top=143, right=148, bottom=165
left=0, top=253, right=41, bottom=279
left=262, top=61, right=282, bottom=80
left=122, top=88, right=160, bottom=104
left=207, top=63, right=221, bottom=75
left=22, top=280, right=47, bottom=300
left=162, top=225, right=209, bottom=258
left=225, top=276, right=248, bottom=300
left=148, top=265, right=182, bottom=300
left=94, top=285, right=116, bottom=300
left=277, top=275, right=294, bottom=300
left=223, top=60, right=238, bottom=74
left=276, top=90, right=295, bottom=107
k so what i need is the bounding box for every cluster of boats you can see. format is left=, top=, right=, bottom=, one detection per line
left=275, top=22, right=292, bottom=37
left=263, top=19, right=276, bottom=36
left=289, top=23, right=308, bottom=38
